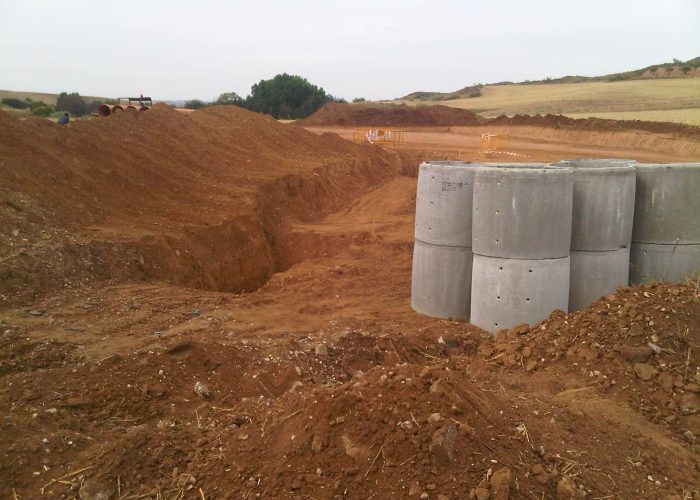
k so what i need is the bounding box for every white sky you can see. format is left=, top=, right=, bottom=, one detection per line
left=1, top=0, right=699, bottom=101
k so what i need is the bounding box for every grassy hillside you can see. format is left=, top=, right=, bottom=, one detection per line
left=396, top=79, right=700, bottom=126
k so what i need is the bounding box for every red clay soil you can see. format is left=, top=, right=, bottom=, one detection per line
left=1, top=104, right=700, bottom=499
left=303, top=102, right=700, bottom=140
left=300, top=102, right=487, bottom=127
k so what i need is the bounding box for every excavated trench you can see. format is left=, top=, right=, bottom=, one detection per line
left=1, top=155, right=419, bottom=305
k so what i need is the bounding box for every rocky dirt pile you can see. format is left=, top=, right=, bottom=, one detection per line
left=2, top=282, right=698, bottom=498
left=301, top=102, right=487, bottom=127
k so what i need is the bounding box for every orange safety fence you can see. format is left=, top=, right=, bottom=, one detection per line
left=352, top=128, right=406, bottom=147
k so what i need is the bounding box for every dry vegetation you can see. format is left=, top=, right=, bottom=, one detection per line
left=397, top=79, right=700, bottom=126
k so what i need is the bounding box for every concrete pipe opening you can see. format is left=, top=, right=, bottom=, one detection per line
left=112, top=105, right=124, bottom=113
left=632, top=163, right=700, bottom=245
left=472, top=164, right=573, bottom=259
left=139, top=106, right=150, bottom=112
left=125, top=105, right=138, bottom=111
left=558, top=159, right=637, bottom=251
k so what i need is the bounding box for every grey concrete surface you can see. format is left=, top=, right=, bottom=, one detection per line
left=632, top=163, right=700, bottom=244
left=569, top=248, right=630, bottom=312
left=415, top=161, right=479, bottom=247
left=470, top=254, right=570, bottom=333
left=559, top=159, right=636, bottom=251
left=629, top=242, right=700, bottom=284
left=472, top=164, right=573, bottom=259
left=411, top=240, right=473, bottom=320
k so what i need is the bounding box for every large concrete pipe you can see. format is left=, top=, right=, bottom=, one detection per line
left=471, top=254, right=570, bottom=331
left=472, top=164, right=573, bottom=259
left=411, top=161, right=479, bottom=319
left=470, top=164, right=573, bottom=332
left=558, top=159, right=636, bottom=310
left=633, top=164, right=700, bottom=245
left=411, top=240, right=473, bottom=320
left=139, top=106, right=151, bottom=112
left=559, top=159, right=637, bottom=251
left=111, top=105, right=124, bottom=113
left=569, top=248, right=630, bottom=311
left=415, top=161, right=478, bottom=247
left=630, top=243, right=700, bottom=284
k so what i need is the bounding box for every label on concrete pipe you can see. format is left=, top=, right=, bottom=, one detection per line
left=629, top=242, right=700, bottom=284
left=569, top=248, right=630, bottom=312
left=411, top=239, right=473, bottom=320
left=558, top=159, right=636, bottom=251
left=415, top=161, right=479, bottom=247
left=470, top=254, right=570, bottom=333
left=472, top=164, right=573, bottom=259
left=632, top=163, right=700, bottom=244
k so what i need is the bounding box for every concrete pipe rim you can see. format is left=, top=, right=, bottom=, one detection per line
left=635, top=163, right=700, bottom=171
left=558, top=158, right=637, bottom=173
left=475, top=164, right=572, bottom=176
left=420, top=161, right=484, bottom=169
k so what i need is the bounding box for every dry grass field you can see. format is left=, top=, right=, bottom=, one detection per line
left=397, top=79, right=700, bottom=125
left=0, top=89, right=107, bottom=106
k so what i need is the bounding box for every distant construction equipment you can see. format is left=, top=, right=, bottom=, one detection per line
left=98, top=96, right=152, bottom=117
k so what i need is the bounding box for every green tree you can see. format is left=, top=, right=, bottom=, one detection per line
left=31, top=104, right=55, bottom=117
left=243, top=73, right=330, bottom=119
left=216, top=92, right=244, bottom=106
left=184, top=99, right=208, bottom=109
left=56, top=92, right=88, bottom=116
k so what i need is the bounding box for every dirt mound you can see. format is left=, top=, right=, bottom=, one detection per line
left=302, top=103, right=700, bottom=140
left=0, top=105, right=418, bottom=304
left=301, top=102, right=487, bottom=127
left=3, top=283, right=698, bottom=498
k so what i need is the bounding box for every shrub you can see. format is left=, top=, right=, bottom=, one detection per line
left=352, top=97, right=366, bottom=103
left=1, top=97, right=30, bottom=109
left=31, top=104, right=55, bottom=117
left=184, top=99, right=208, bottom=109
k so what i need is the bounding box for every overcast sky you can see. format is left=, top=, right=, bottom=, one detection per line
left=1, top=0, right=699, bottom=101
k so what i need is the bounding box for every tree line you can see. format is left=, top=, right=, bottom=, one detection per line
left=1, top=92, right=114, bottom=117
left=185, top=73, right=350, bottom=119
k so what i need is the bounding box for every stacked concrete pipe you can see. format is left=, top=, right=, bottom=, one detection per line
left=470, top=164, right=573, bottom=332
left=411, top=161, right=480, bottom=319
left=630, top=163, right=700, bottom=283
left=559, top=159, right=637, bottom=310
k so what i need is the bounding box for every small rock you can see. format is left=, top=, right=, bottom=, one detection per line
left=525, top=360, right=538, bottom=372
left=473, top=488, right=490, bottom=500
left=427, top=413, right=442, bottom=424
left=490, top=467, right=512, bottom=500
left=522, top=346, right=532, bottom=358
left=421, top=493, right=429, bottom=499
left=429, top=425, right=457, bottom=465
left=633, top=363, right=658, bottom=381
left=437, top=495, right=450, bottom=500
left=426, top=484, right=437, bottom=491
left=408, top=481, right=422, bottom=497
left=193, top=381, right=211, bottom=399
left=315, top=343, right=329, bottom=356
left=45, top=408, right=58, bottom=414
left=683, top=430, right=696, bottom=443
left=680, top=393, right=700, bottom=415
left=620, top=345, right=653, bottom=362
left=684, top=383, right=700, bottom=393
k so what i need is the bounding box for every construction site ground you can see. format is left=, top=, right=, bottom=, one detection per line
left=1, top=104, right=699, bottom=499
